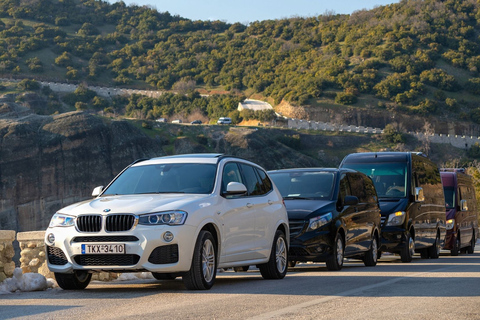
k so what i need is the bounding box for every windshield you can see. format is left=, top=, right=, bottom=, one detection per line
left=102, top=163, right=217, bottom=195
left=270, top=171, right=335, bottom=200
left=443, top=186, right=455, bottom=209
left=344, top=162, right=408, bottom=198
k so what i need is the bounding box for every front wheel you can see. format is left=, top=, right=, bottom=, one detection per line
left=326, top=233, right=344, bottom=271
left=182, top=230, right=217, bottom=290
left=467, top=230, right=476, bottom=254
left=450, top=233, right=460, bottom=256
left=259, top=230, right=288, bottom=279
left=55, top=271, right=92, bottom=290
left=400, top=231, right=414, bottom=263
left=427, top=231, right=441, bottom=259
left=363, top=236, right=378, bottom=267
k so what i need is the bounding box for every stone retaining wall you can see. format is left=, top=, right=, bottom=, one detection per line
left=0, top=230, right=16, bottom=283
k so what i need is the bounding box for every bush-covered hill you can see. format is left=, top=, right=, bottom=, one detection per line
left=2, top=0, right=480, bottom=130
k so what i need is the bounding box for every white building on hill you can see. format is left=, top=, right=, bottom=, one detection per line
left=237, top=99, right=273, bottom=111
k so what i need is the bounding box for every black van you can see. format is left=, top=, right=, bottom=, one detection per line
left=441, top=168, right=479, bottom=255
left=268, top=168, right=381, bottom=271
left=340, top=152, right=446, bottom=262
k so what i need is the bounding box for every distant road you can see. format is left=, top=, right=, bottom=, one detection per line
left=1, top=245, right=479, bottom=319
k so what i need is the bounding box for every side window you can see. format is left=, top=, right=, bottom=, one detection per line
left=348, top=173, right=368, bottom=203
left=239, top=164, right=263, bottom=196
left=222, top=162, right=243, bottom=194
left=338, top=174, right=351, bottom=204
left=363, top=176, right=378, bottom=203
left=255, top=168, right=273, bottom=194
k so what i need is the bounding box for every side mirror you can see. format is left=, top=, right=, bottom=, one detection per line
left=460, top=199, right=468, bottom=211
left=415, top=187, right=425, bottom=202
left=344, top=195, right=359, bottom=206
left=92, top=186, right=104, bottom=197
left=224, top=182, right=247, bottom=196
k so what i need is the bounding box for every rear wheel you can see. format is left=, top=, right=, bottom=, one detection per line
left=363, top=236, right=378, bottom=267
left=55, top=271, right=92, bottom=290
left=326, top=233, right=344, bottom=271
left=467, top=230, right=476, bottom=254
left=182, top=230, right=217, bottom=290
left=400, top=231, right=414, bottom=263
left=259, top=230, right=288, bottom=279
left=427, top=231, right=441, bottom=259
left=450, top=233, right=460, bottom=256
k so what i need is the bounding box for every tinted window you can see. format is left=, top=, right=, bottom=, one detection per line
left=413, top=156, right=443, bottom=204
left=240, top=163, right=263, bottom=196
left=444, top=186, right=455, bottom=209
left=270, top=171, right=335, bottom=200
left=344, top=162, right=407, bottom=198
left=222, top=162, right=243, bottom=194
left=103, top=163, right=216, bottom=195
left=348, top=173, right=368, bottom=203
left=256, top=168, right=273, bottom=194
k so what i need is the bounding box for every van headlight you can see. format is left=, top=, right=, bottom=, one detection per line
left=138, top=211, right=187, bottom=225
left=385, top=211, right=406, bottom=226
left=49, top=213, right=75, bottom=228
left=307, top=212, right=332, bottom=232
left=446, top=219, right=455, bottom=230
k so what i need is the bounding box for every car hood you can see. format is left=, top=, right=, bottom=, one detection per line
left=378, top=198, right=408, bottom=216
left=58, top=194, right=213, bottom=216
left=284, top=199, right=336, bottom=220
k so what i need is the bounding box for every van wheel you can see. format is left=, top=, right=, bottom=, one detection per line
left=467, top=230, right=476, bottom=254
left=400, top=232, right=414, bottom=263
left=259, top=230, right=288, bottom=279
left=363, top=236, right=378, bottom=267
left=55, top=271, right=91, bottom=290
left=326, top=233, right=344, bottom=271
left=450, top=233, right=460, bottom=256
left=182, top=230, right=217, bottom=290
left=427, top=231, right=441, bottom=259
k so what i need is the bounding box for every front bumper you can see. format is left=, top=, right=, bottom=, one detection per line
left=379, top=226, right=407, bottom=253
left=45, top=224, right=197, bottom=274
left=288, top=229, right=334, bottom=262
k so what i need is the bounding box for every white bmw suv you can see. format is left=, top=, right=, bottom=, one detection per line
left=45, top=154, right=289, bottom=290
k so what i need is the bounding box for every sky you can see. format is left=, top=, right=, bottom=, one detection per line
left=118, top=0, right=401, bottom=24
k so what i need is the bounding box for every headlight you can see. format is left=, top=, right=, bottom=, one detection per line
left=385, top=211, right=406, bottom=227
left=138, top=210, right=187, bottom=225
left=446, top=219, right=455, bottom=230
left=49, top=213, right=75, bottom=228
left=307, top=212, right=332, bottom=232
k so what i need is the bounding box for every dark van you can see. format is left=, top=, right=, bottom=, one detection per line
left=441, top=168, right=479, bottom=255
left=340, top=152, right=446, bottom=262
left=268, top=168, right=381, bottom=271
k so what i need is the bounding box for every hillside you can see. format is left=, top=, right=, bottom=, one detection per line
left=1, top=0, right=480, bottom=134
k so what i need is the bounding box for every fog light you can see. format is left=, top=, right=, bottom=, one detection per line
left=163, top=231, right=174, bottom=242
left=47, top=233, right=55, bottom=244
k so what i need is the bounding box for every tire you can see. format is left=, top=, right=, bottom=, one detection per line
left=467, top=230, right=476, bottom=254
left=427, top=231, right=441, bottom=259
left=326, top=233, right=344, bottom=271
left=259, top=230, right=288, bottom=280
left=55, top=271, right=92, bottom=290
left=400, top=231, right=414, bottom=263
left=233, top=266, right=249, bottom=272
left=152, top=273, right=177, bottom=280
left=363, top=236, right=378, bottom=267
left=450, top=233, right=460, bottom=256
left=182, top=230, right=217, bottom=290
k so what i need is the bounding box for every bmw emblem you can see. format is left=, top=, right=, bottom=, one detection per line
left=103, top=209, right=111, bottom=213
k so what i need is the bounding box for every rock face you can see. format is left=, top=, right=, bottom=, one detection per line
left=0, top=101, right=164, bottom=232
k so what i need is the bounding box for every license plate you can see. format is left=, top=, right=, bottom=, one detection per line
left=81, top=244, right=125, bottom=254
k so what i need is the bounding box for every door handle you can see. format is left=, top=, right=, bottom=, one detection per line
left=268, top=200, right=273, bottom=205
left=246, top=203, right=253, bottom=208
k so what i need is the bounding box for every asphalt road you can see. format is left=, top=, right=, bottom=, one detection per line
left=1, top=245, right=479, bottom=320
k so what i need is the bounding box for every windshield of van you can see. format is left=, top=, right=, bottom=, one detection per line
left=343, top=162, right=407, bottom=198
left=269, top=171, right=335, bottom=200
left=443, top=186, right=455, bottom=209
left=102, top=163, right=217, bottom=195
